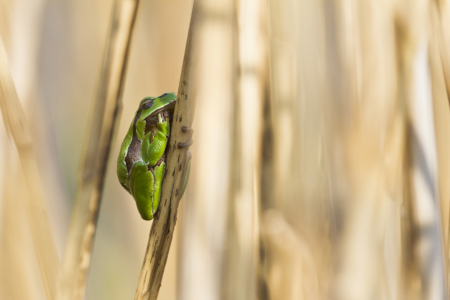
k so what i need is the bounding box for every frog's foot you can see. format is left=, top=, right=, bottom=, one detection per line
left=182, top=126, right=194, bottom=134
left=178, top=140, right=194, bottom=148
left=178, top=126, right=194, bottom=149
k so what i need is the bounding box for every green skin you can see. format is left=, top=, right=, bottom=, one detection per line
left=117, top=92, right=191, bottom=220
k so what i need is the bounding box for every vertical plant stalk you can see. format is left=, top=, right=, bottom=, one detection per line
left=222, top=0, right=268, bottom=299
left=60, top=0, right=140, bottom=299
left=432, top=1, right=450, bottom=98
left=429, top=1, right=450, bottom=288
left=134, top=3, right=198, bottom=300
left=393, top=2, right=447, bottom=298
left=0, top=38, right=59, bottom=300
left=264, top=0, right=333, bottom=298
left=175, top=0, right=235, bottom=298
left=324, top=1, right=404, bottom=299
left=406, top=37, right=448, bottom=300
left=0, top=156, right=35, bottom=300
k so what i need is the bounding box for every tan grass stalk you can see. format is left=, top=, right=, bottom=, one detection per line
left=327, top=2, right=404, bottom=298
left=431, top=0, right=450, bottom=98
left=399, top=1, right=450, bottom=297
left=60, top=0, right=141, bottom=299
left=429, top=2, right=450, bottom=290
left=134, top=3, right=198, bottom=299
left=263, top=0, right=332, bottom=298
left=405, top=53, right=447, bottom=298
left=0, top=157, right=36, bottom=300
left=0, top=37, right=59, bottom=300
left=174, top=0, right=236, bottom=299
left=405, top=24, right=447, bottom=300
left=394, top=1, right=447, bottom=298
left=429, top=3, right=450, bottom=290
left=221, top=0, right=268, bottom=299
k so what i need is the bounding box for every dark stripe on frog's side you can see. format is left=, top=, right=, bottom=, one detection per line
left=125, top=138, right=142, bottom=173
left=125, top=108, right=144, bottom=174
left=140, top=98, right=155, bottom=110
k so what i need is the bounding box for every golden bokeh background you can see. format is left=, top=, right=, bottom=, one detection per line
left=1, top=0, right=450, bottom=299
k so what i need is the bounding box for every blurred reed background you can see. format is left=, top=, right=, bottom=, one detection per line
left=1, top=0, right=450, bottom=299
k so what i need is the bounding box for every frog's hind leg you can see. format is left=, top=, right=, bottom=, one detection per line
left=130, top=161, right=155, bottom=220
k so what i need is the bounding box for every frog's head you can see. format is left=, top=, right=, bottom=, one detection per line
left=136, top=92, right=177, bottom=137
left=139, top=92, right=177, bottom=117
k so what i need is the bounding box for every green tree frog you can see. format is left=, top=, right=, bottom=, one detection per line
left=117, top=92, right=192, bottom=220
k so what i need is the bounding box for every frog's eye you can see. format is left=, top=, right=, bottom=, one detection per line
left=140, top=99, right=154, bottom=110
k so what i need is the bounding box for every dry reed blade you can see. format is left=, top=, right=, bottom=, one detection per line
left=174, top=0, right=236, bottom=298
left=431, top=0, right=450, bottom=99
left=60, top=0, right=141, bottom=299
left=0, top=37, right=59, bottom=300
left=394, top=1, right=447, bottom=298
left=0, top=157, right=36, bottom=300
left=134, top=3, right=198, bottom=300
left=221, top=0, right=268, bottom=299
left=262, top=0, right=333, bottom=298
left=326, top=1, right=402, bottom=298
left=430, top=4, right=450, bottom=288
left=429, top=2, right=450, bottom=291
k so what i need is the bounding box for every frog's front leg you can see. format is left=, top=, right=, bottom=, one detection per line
left=129, top=161, right=166, bottom=220
left=142, top=113, right=170, bottom=166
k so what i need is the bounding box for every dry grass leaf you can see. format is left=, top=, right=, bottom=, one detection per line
left=0, top=140, right=42, bottom=300
left=60, top=0, right=141, bottom=299
left=0, top=37, right=59, bottom=300
left=221, top=0, right=268, bottom=299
